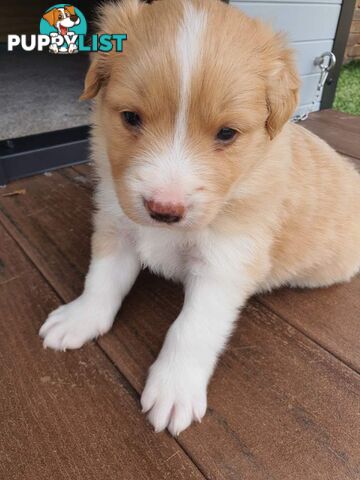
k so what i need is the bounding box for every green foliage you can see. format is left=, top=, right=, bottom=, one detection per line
left=333, top=61, right=360, bottom=116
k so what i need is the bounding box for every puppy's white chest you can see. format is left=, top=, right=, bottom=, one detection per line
left=134, top=227, right=194, bottom=281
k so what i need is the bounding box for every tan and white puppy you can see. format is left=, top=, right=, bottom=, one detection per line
left=40, top=0, right=360, bottom=435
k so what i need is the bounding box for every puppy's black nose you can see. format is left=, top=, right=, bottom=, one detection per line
left=144, top=199, right=185, bottom=224
left=70, top=15, right=78, bottom=22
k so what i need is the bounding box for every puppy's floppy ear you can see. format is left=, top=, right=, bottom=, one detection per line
left=65, top=5, right=76, bottom=16
left=265, top=35, right=300, bottom=139
left=80, top=0, right=143, bottom=100
left=80, top=54, right=107, bottom=100
left=42, top=8, right=58, bottom=26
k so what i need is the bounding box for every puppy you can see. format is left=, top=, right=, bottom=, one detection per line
left=40, top=0, right=360, bottom=435
left=42, top=5, right=80, bottom=53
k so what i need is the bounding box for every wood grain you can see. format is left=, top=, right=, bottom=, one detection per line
left=0, top=170, right=93, bottom=301
left=1, top=132, right=360, bottom=478
left=0, top=227, right=203, bottom=480
left=259, top=279, right=360, bottom=372
left=102, top=272, right=360, bottom=480
left=0, top=225, right=204, bottom=480
left=302, top=109, right=360, bottom=160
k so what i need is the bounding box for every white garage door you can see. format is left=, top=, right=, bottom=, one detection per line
left=230, top=0, right=342, bottom=116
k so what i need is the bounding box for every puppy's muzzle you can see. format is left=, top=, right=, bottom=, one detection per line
left=144, top=199, right=185, bottom=224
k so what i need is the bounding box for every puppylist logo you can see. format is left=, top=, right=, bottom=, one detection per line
left=40, top=4, right=86, bottom=54
left=7, top=4, right=127, bottom=54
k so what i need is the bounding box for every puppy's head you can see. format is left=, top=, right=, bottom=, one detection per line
left=82, top=0, right=299, bottom=229
left=43, top=6, right=80, bottom=29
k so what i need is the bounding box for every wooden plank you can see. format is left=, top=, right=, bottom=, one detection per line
left=67, top=162, right=95, bottom=182
left=106, top=279, right=360, bottom=480
left=0, top=226, right=205, bottom=480
left=1, top=167, right=360, bottom=478
left=302, top=110, right=360, bottom=160
left=0, top=170, right=93, bottom=301
left=259, top=279, right=360, bottom=372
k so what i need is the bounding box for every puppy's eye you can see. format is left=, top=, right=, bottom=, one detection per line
left=122, top=111, right=142, bottom=129
left=216, top=127, right=237, bottom=143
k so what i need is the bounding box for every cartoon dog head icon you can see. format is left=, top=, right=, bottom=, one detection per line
left=42, top=5, right=81, bottom=54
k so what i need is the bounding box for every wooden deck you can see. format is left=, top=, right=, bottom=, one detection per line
left=1, top=109, right=359, bottom=480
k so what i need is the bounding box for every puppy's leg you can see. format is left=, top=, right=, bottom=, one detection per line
left=141, top=248, right=264, bottom=435
left=39, top=218, right=140, bottom=351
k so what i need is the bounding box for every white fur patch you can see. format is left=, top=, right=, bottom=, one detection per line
left=126, top=3, right=209, bottom=224
left=40, top=240, right=140, bottom=350
left=175, top=2, right=207, bottom=144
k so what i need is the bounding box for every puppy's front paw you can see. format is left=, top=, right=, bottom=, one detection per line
left=39, top=296, right=114, bottom=351
left=141, top=359, right=207, bottom=436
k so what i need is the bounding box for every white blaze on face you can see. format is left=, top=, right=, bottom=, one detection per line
left=175, top=2, right=207, bottom=146
left=147, top=2, right=208, bottom=205
left=129, top=2, right=208, bottom=219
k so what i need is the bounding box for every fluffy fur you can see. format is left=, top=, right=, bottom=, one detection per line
left=40, top=0, right=360, bottom=435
